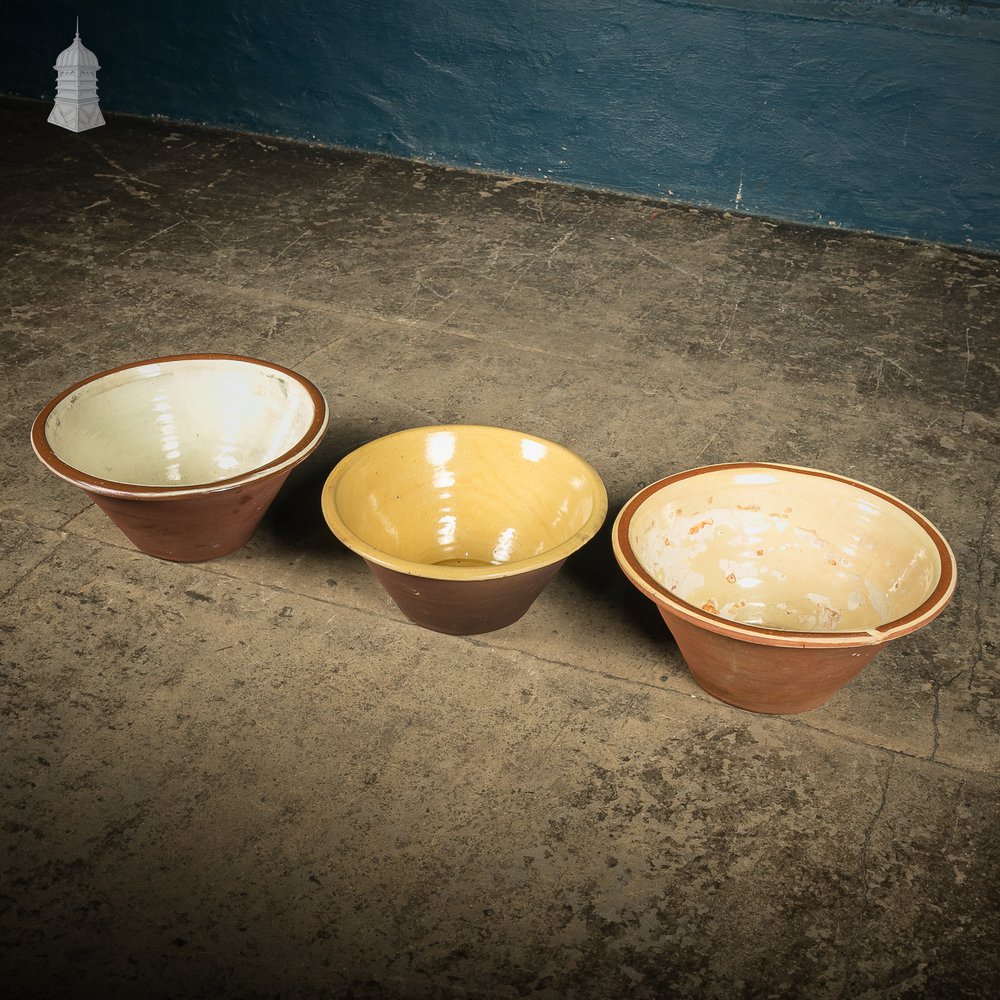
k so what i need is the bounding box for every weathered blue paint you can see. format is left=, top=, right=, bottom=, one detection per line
left=3, top=1, right=998, bottom=250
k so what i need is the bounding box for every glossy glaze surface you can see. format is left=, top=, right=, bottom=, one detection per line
left=33, top=355, right=328, bottom=496
left=622, top=464, right=952, bottom=636
left=322, top=425, right=607, bottom=582
left=613, top=463, right=957, bottom=713
left=30, top=355, right=329, bottom=561
left=614, top=464, right=955, bottom=641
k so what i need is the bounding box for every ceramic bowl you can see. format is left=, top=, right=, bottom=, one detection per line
left=321, top=425, right=608, bottom=634
left=613, top=463, right=957, bottom=714
left=31, top=354, right=329, bottom=562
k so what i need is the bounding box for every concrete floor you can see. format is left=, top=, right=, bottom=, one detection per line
left=1, top=96, right=998, bottom=999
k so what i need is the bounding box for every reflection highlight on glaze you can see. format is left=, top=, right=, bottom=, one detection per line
left=734, top=472, right=778, bottom=486
left=492, top=526, right=518, bottom=564
left=521, top=439, right=547, bottom=463
left=425, top=430, right=456, bottom=467
left=152, top=392, right=182, bottom=480
left=631, top=468, right=946, bottom=632
left=437, top=512, right=457, bottom=550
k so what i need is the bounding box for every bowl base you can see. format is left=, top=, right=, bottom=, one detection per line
left=366, top=559, right=565, bottom=635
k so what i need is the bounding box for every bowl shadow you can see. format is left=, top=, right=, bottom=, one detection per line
left=257, top=425, right=371, bottom=555
left=561, top=513, right=679, bottom=656
left=261, top=416, right=434, bottom=552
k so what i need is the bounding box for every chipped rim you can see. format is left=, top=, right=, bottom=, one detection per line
left=612, top=462, right=957, bottom=649
left=30, top=353, right=329, bottom=500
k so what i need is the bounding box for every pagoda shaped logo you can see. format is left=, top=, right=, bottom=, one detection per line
left=48, top=20, right=105, bottom=132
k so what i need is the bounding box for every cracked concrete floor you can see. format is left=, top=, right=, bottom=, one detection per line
left=1, top=96, right=999, bottom=999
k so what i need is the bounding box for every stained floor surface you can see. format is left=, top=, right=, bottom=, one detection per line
left=1, top=97, right=999, bottom=999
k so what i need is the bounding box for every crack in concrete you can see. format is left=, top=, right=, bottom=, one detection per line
left=837, top=753, right=894, bottom=1000
left=931, top=677, right=944, bottom=762
left=84, top=141, right=163, bottom=191
left=0, top=517, right=81, bottom=600
left=113, top=220, right=184, bottom=259
left=959, top=326, right=973, bottom=434
left=969, top=462, right=1000, bottom=691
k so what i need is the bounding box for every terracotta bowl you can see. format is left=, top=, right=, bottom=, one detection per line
left=31, top=354, right=329, bottom=562
left=613, top=463, right=957, bottom=714
left=321, top=425, right=608, bottom=635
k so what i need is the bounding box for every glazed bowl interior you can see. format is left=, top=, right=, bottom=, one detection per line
left=622, top=464, right=953, bottom=635
left=322, top=425, right=608, bottom=580
left=35, top=356, right=327, bottom=492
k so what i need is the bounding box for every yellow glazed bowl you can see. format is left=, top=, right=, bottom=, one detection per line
left=31, top=354, right=329, bottom=561
left=322, top=425, right=608, bottom=634
left=613, top=463, right=957, bottom=713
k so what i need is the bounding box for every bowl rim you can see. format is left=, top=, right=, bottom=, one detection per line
left=612, top=461, right=957, bottom=648
left=30, top=353, right=330, bottom=499
left=321, top=423, right=609, bottom=581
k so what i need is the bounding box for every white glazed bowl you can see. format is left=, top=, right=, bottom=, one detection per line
left=31, top=354, right=329, bottom=560
left=34, top=354, right=327, bottom=494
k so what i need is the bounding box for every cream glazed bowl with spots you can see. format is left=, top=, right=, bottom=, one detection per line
left=613, top=462, right=957, bottom=714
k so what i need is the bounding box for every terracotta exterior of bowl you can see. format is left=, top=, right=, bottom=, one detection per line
left=366, top=559, right=565, bottom=635
left=86, top=470, right=293, bottom=562
left=613, top=462, right=958, bottom=715
left=659, top=607, right=884, bottom=714
left=31, top=354, right=329, bottom=563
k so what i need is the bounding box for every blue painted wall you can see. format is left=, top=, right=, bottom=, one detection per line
left=3, top=1, right=999, bottom=251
